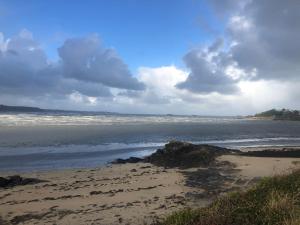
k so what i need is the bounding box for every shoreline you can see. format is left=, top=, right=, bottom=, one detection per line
left=2, top=144, right=300, bottom=174
left=1, top=145, right=300, bottom=224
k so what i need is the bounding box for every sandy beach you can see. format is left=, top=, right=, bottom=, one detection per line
left=1, top=147, right=300, bottom=225
left=1, top=0, right=299, bottom=223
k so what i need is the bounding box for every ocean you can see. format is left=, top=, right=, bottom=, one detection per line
left=1, top=112, right=300, bottom=172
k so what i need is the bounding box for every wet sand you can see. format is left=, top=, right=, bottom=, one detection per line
left=1, top=150, right=300, bottom=225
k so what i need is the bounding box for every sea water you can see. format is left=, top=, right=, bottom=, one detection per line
left=1, top=112, right=300, bottom=171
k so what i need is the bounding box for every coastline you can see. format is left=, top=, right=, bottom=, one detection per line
left=1, top=145, right=300, bottom=225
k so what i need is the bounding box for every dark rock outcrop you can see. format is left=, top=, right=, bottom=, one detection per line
left=112, top=157, right=144, bottom=164
left=0, top=104, right=44, bottom=113
left=112, top=141, right=238, bottom=168
left=0, top=175, right=46, bottom=188
left=240, top=148, right=300, bottom=158
left=143, top=141, right=237, bottom=168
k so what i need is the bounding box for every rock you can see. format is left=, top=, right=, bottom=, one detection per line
left=144, top=141, right=236, bottom=168
left=0, top=175, right=46, bottom=188
left=111, top=141, right=238, bottom=168
left=111, top=157, right=143, bottom=164
left=241, top=148, right=300, bottom=158
left=8, top=175, right=22, bottom=185
left=130, top=169, right=137, bottom=172
left=0, top=177, right=8, bottom=187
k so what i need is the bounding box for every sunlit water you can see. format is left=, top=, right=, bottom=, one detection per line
left=1, top=112, right=300, bottom=172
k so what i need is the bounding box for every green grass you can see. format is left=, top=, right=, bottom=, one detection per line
left=156, top=170, right=300, bottom=225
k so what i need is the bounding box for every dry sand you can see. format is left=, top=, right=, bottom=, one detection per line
left=219, top=155, right=299, bottom=178
left=0, top=163, right=194, bottom=225
left=1, top=149, right=300, bottom=225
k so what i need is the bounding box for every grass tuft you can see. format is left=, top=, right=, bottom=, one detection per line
left=157, top=169, right=300, bottom=225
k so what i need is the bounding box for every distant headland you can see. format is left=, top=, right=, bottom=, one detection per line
left=0, top=104, right=44, bottom=112
left=0, top=104, right=116, bottom=115
left=253, top=108, right=300, bottom=121
left=1, top=104, right=300, bottom=121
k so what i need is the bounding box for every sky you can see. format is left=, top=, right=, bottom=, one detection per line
left=0, top=0, right=299, bottom=115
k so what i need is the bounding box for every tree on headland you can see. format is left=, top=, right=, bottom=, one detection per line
left=255, top=108, right=300, bottom=121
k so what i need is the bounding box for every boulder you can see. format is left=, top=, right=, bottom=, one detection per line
left=0, top=175, right=46, bottom=188
left=111, top=157, right=143, bottom=164
left=111, top=141, right=238, bottom=168
left=143, top=141, right=235, bottom=168
left=241, top=148, right=300, bottom=158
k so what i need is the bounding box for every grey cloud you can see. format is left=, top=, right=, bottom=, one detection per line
left=180, top=0, right=300, bottom=95
left=177, top=46, right=238, bottom=95
left=142, top=91, right=171, bottom=105
left=0, top=35, right=57, bottom=96
left=58, top=36, right=145, bottom=90
left=0, top=31, right=143, bottom=100
left=208, top=37, right=223, bottom=52
left=6, top=30, right=48, bottom=70
left=118, top=90, right=170, bottom=105
left=118, top=90, right=143, bottom=98
left=61, top=79, right=112, bottom=97
left=226, top=0, right=300, bottom=80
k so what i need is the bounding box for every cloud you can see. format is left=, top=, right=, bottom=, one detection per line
left=0, top=30, right=144, bottom=103
left=1, top=0, right=300, bottom=115
left=58, top=35, right=145, bottom=90
left=176, top=40, right=239, bottom=95
left=179, top=0, right=300, bottom=96
left=0, top=30, right=56, bottom=96
left=219, top=0, right=300, bottom=81
left=118, top=66, right=183, bottom=105
left=126, top=66, right=188, bottom=105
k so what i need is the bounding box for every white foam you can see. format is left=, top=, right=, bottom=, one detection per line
left=0, top=113, right=244, bottom=126
left=2, top=137, right=300, bottom=156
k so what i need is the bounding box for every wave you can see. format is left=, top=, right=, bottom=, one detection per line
left=0, top=113, right=245, bottom=126
left=2, top=137, right=300, bottom=157
left=1, top=136, right=300, bottom=172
